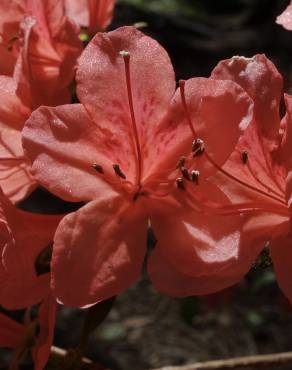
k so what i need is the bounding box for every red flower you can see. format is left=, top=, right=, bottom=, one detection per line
left=23, top=26, right=253, bottom=307
left=0, top=295, right=56, bottom=370
left=195, top=54, right=292, bottom=304
left=64, top=0, right=116, bottom=36
left=0, top=190, right=61, bottom=309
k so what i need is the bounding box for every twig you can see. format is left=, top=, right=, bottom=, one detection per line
left=150, top=351, right=292, bottom=370
left=49, top=346, right=93, bottom=368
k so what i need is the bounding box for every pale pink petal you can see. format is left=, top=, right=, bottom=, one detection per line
left=276, top=2, right=292, bottom=30
left=270, top=234, right=292, bottom=304
left=22, top=104, right=126, bottom=201
left=65, top=0, right=115, bottom=33
left=64, top=0, right=88, bottom=27
left=52, top=195, right=147, bottom=307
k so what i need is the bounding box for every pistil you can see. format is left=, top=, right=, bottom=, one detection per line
left=120, top=50, right=142, bottom=189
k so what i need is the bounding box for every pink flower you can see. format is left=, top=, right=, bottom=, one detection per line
left=0, top=0, right=82, bottom=100
left=23, top=26, right=253, bottom=307
left=276, top=1, right=292, bottom=30
left=195, top=54, right=292, bottom=304
left=0, top=0, right=83, bottom=202
left=64, top=0, right=116, bottom=36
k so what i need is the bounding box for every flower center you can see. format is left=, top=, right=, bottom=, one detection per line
left=176, top=79, right=288, bottom=217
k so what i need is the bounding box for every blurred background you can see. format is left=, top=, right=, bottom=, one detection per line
left=2, top=0, right=292, bottom=369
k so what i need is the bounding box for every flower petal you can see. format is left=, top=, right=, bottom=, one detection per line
left=210, top=55, right=286, bottom=204
left=0, top=313, right=25, bottom=348
left=150, top=186, right=249, bottom=278
left=0, top=127, right=36, bottom=203
left=270, top=234, right=292, bottom=304
left=52, top=195, right=147, bottom=307
left=0, top=202, right=61, bottom=309
left=65, top=0, right=115, bottom=34
left=148, top=248, right=252, bottom=297
left=211, top=54, right=283, bottom=146
left=77, top=26, right=176, bottom=177
left=15, top=2, right=82, bottom=108
left=144, top=77, right=253, bottom=183
left=276, top=1, right=292, bottom=31
left=32, top=294, right=57, bottom=370
left=23, top=104, right=122, bottom=202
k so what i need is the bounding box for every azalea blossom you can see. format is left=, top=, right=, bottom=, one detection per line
left=64, top=0, right=116, bottom=37
left=0, top=0, right=82, bottom=202
left=0, top=190, right=61, bottom=309
left=190, top=54, right=292, bottom=304
left=0, top=295, right=56, bottom=370
left=0, top=189, right=59, bottom=368
left=276, top=1, right=292, bottom=30
left=0, top=0, right=82, bottom=99
left=23, top=26, right=253, bottom=307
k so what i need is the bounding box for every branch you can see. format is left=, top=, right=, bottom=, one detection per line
left=150, top=351, right=292, bottom=370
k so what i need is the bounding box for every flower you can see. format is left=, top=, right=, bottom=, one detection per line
left=23, top=26, right=253, bottom=307
left=0, top=0, right=83, bottom=202
left=198, top=54, right=292, bottom=304
left=0, top=312, right=25, bottom=348
left=276, top=1, right=292, bottom=31
left=0, top=295, right=56, bottom=370
left=0, top=0, right=82, bottom=101
left=64, top=0, right=116, bottom=37
left=0, top=190, right=61, bottom=309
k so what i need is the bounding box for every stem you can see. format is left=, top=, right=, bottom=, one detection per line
left=150, top=351, right=292, bottom=370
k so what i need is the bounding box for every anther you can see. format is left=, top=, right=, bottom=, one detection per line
left=176, top=177, right=185, bottom=190
left=191, top=170, right=200, bottom=184
left=92, top=163, right=104, bottom=174
left=181, top=167, right=191, bottom=181
left=241, top=150, right=248, bottom=164
left=113, top=164, right=127, bottom=179
left=192, top=138, right=205, bottom=157
left=119, top=50, right=130, bottom=58
left=176, top=156, right=186, bottom=169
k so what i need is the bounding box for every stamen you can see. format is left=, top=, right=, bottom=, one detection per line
left=191, top=170, right=200, bottom=184
left=176, top=156, right=186, bottom=169
left=192, top=138, right=205, bottom=157
left=179, top=80, right=196, bottom=136
left=113, top=164, right=127, bottom=179
left=120, top=50, right=142, bottom=186
left=92, top=163, right=104, bottom=174
left=241, top=150, right=248, bottom=164
left=178, top=87, right=287, bottom=207
left=181, top=167, right=191, bottom=181
left=176, top=177, right=185, bottom=190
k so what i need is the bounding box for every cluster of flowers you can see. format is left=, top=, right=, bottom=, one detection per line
left=1, top=0, right=292, bottom=368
